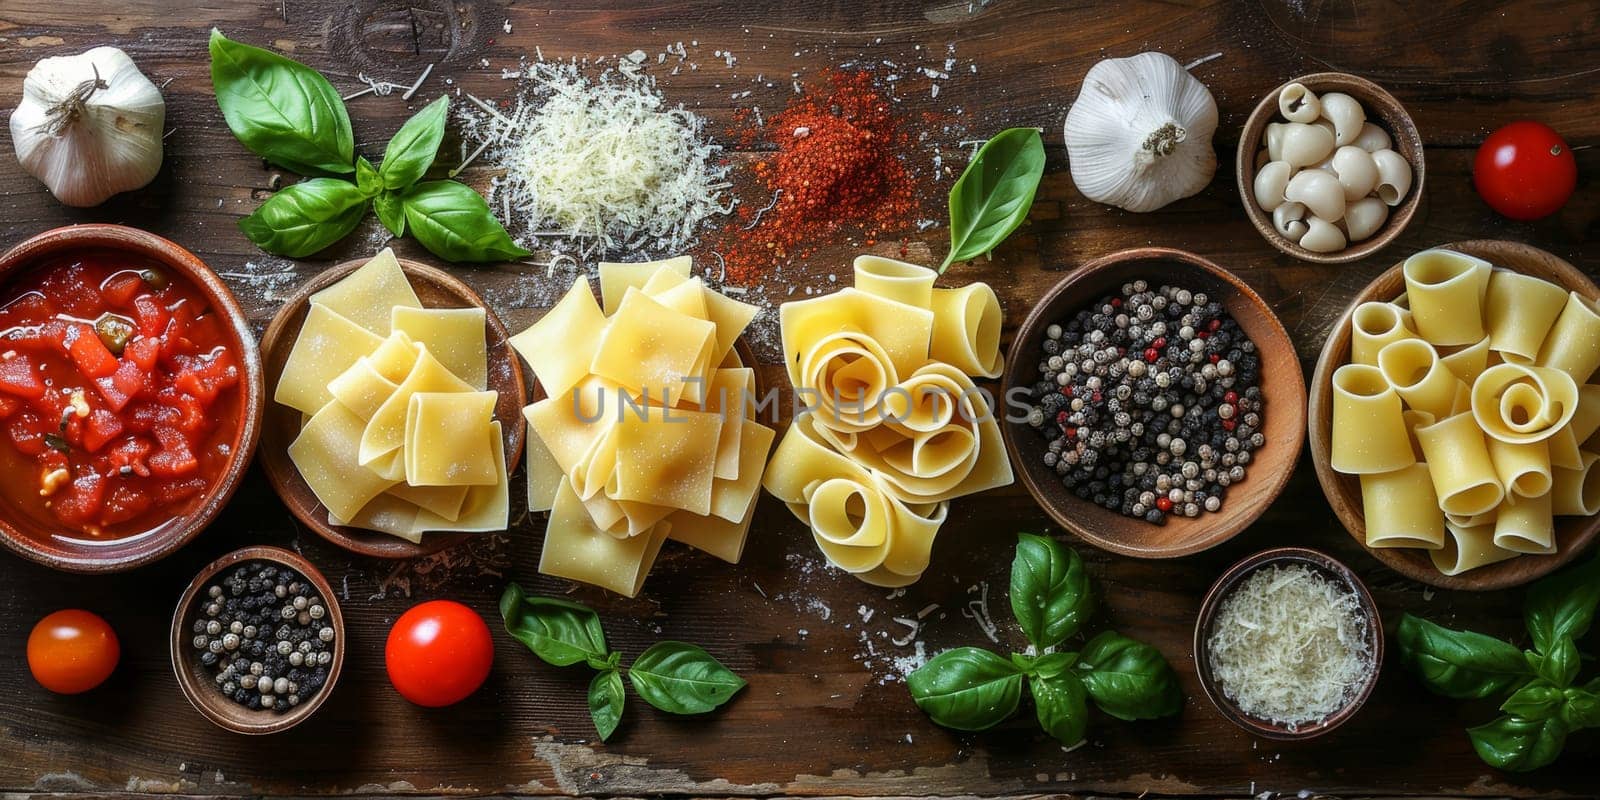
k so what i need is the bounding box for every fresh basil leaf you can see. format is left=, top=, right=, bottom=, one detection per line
left=1032, top=651, right=1076, bottom=679
left=401, top=181, right=529, bottom=262
left=208, top=29, right=354, bottom=176
left=237, top=178, right=366, bottom=257
left=907, top=647, right=1024, bottom=731
left=1468, top=714, right=1568, bottom=772
left=1029, top=670, right=1089, bottom=747
left=1561, top=682, right=1600, bottom=729
left=1525, top=553, right=1600, bottom=655
left=374, top=190, right=406, bottom=237
left=380, top=96, right=449, bottom=190
left=586, top=650, right=621, bottom=672
left=1396, top=614, right=1531, bottom=699
left=1501, top=680, right=1564, bottom=721
left=1075, top=631, right=1182, bottom=721
left=356, top=157, right=381, bottom=198
left=498, top=582, right=609, bottom=667
left=627, top=642, right=745, bottom=715
left=588, top=669, right=625, bottom=741
left=941, top=127, right=1045, bottom=271
left=1010, top=533, right=1093, bottom=650
left=1009, top=652, right=1037, bottom=674
left=1535, top=638, right=1580, bottom=688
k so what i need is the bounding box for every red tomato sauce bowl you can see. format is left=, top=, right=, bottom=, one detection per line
left=0, top=225, right=263, bottom=573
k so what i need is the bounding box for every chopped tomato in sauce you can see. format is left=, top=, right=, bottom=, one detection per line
left=0, top=252, right=241, bottom=540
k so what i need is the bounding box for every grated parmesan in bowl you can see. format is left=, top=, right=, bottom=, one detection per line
left=1200, top=555, right=1380, bottom=735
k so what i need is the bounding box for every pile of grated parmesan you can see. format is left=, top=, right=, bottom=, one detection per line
left=1206, top=564, right=1372, bottom=730
left=456, top=57, right=733, bottom=261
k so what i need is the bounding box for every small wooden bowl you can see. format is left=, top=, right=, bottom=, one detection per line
left=0, top=224, right=264, bottom=573
left=1309, top=240, right=1600, bottom=590
left=1193, top=547, right=1383, bottom=740
left=258, top=258, right=527, bottom=559
left=1237, top=72, right=1425, bottom=264
left=1000, top=248, right=1306, bottom=558
left=170, top=546, right=345, bottom=735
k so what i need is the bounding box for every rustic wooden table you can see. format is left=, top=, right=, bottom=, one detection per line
left=1, top=1, right=1596, bottom=798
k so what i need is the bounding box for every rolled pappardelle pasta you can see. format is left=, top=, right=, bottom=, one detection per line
left=1333, top=248, right=1600, bottom=575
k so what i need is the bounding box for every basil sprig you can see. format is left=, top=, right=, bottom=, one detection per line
left=908, top=534, right=1182, bottom=747
left=941, top=127, right=1046, bottom=272
left=210, top=30, right=527, bottom=263
left=1399, top=553, right=1600, bottom=771
left=499, top=583, right=745, bottom=741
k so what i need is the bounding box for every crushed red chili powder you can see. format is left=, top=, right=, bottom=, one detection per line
left=719, top=70, right=918, bottom=283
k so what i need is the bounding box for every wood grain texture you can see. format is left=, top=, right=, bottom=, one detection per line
left=0, top=1, right=1597, bottom=798
left=1308, top=240, right=1600, bottom=591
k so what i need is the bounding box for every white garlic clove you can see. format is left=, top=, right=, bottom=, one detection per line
left=1344, top=197, right=1390, bottom=242
left=1279, top=122, right=1336, bottom=169
left=1330, top=146, right=1379, bottom=200
left=1064, top=52, right=1219, bottom=213
left=9, top=46, right=165, bottom=207
left=1252, top=161, right=1293, bottom=212
left=1318, top=92, right=1366, bottom=147
left=1264, top=123, right=1288, bottom=162
left=1372, top=149, right=1413, bottom=206
left=1278, top=83, right=1321, bottom=124
left=1273, top=201, right=1310, bottom=242
left=1300, top=216, right=1348, bottom=253
left=1284, top=168, right=1346, bottom=221
left=1352, top=122, right=1393, bottom=153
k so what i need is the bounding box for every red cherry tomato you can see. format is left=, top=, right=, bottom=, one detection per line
left=27, top=610, right=120, bottom=694
left=1473, top=121, right=1578, bottom=221
left=385, top=600, right=493, bottom=707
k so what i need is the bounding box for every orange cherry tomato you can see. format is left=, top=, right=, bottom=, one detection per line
left=27, top=609, right=120, bottom=694
left=385, top=600, right=493, bottom=707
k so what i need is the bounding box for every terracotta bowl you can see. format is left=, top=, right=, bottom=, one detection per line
left=1237, top=72, right=1425, bottom=264
left=1308, top=240, right=1600, bottom=590
left=170, top=546, right=344, bottom=735
left=1193, top=547, right=1383, bottom=740
left=1000, top=247, right=1306, bottom=558
left=258, top=258, right=527, bottom=559
left=0, top=225, right=263, bottom=573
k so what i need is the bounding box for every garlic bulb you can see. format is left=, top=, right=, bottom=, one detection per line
left=9, top=47, right=165, bottom=207
left=1063, top=52, right=1218, bottom=213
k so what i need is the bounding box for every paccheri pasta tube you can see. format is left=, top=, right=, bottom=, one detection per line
left=509, top=257, right=773, bottom=597
left=1332, top=248, right=1600, bottom=575
left=763, top=256, right=1013, bottom=587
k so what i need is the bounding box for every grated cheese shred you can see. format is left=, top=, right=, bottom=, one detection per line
left=1207, top=564, right=1371, bottom=731
left=457, top=59, right=732, bottom=261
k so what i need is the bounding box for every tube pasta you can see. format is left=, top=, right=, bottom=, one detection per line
left=1343, top=197, right=1388, bottom=242
left=1359, top=464, right=1444, bottom=549
left=1350, top=302, right=1413, bottom=365
left=1485, top=270, right=1568, bottom=361
left=1352, top=122, right=1392, bottom=153
left=1281, top=122, right=1335, bottom=168
left=1551, top=451, right=1600, bottom=516
left=1300, top=216, right=1346, bottom=253
left=1430, top=520, right=1518, bottom=576
left=1372, top=149, right=1412, bottom=206
left=1403, top=249, right=1492, bottom=346
left=1494, top=492, right=1556, bottom=555
left=1253, top=161, right=1292, bottom=212
left=1330, top=146, right=1378, bottom=201
left=1330, top=364, right=1415, bottom=474
left=1486, top=437, right=1552, bottom=499
left=1377, top=338, right=1460, bottom=418
left=1284, top=168, right=1345, bottom=220
left=1416, top=411, right=1504, bottom=517
left=1318, top=92, right=1365, bottom=146
left=1438, top=336, right=1491, bottom=386
left=1535, top=292, right=1600, bottom=383
left=765, top=259, right=1012, bottom=586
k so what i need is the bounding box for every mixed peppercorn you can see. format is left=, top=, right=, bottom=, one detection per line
left=1024, top=280, right=1266, bottom=524
left=189, top=561, right=334, bottom=713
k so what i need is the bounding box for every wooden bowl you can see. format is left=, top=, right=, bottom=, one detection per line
left=170, top=545, right=345, bottom=735
left=1308, top=240, right=1600, bottom=590
left=258, top=258, right=527, bottom=559
left=1000, top=248, right=1306, bottom=558
left=1237, top=72, right=1425, bottom=264
left=0, top=224, right=264, bottom=573
left=1193, top=547, right=1383, bottom=740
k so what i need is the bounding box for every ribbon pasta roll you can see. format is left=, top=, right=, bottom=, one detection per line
left=1402, top=249, right=1492, bottom=346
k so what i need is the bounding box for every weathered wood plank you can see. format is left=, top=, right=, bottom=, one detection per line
left=0, top=0, right=1596, bottom=798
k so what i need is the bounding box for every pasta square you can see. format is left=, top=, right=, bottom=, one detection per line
left=392, top=306, right=488, bottom=390
left=541, top=478, right=670, bottom=597
left=415, top=422, right=510, bottom=532
left=598, top=256, right=691, bottom=315
left=274, top=303, right=383, bottom=415
left=327, top=357, right=399, bottom=421
left=590, top=288, right=717, bottom=407
left=289, top=402, right=398, bottom=522
left=509, top=277, right=608, bottom=400
left=404, top=390, right=500, bottom=486
left=711, top=419, right=777, bottom=522
left=310, top=248, right=422, bottom=336
left=611, top=406, right=723, bottom=516
left=359, top=346, right=474, bottom=474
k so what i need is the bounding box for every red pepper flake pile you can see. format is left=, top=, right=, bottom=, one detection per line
left=720, top=70, right=918, bottom=284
